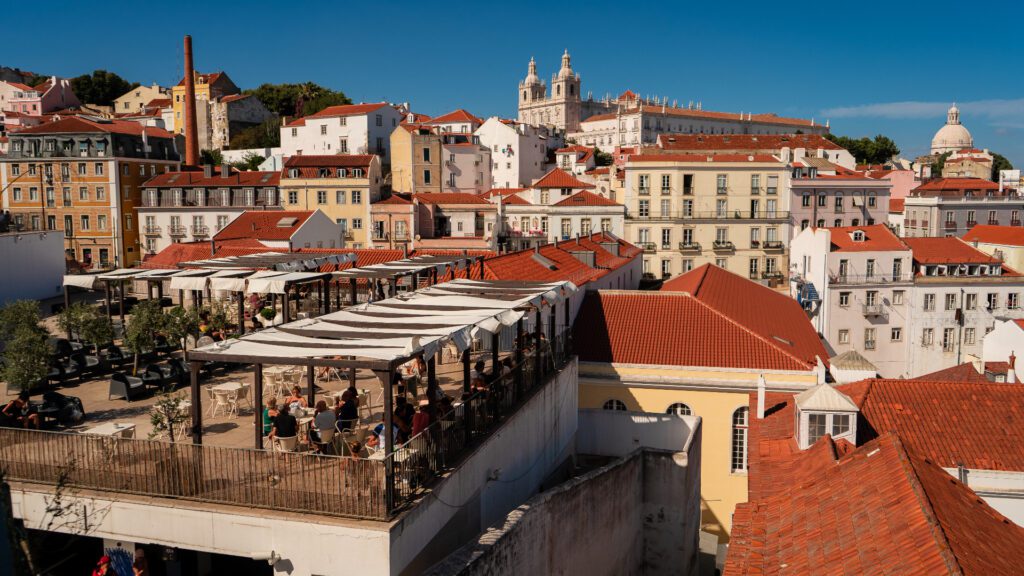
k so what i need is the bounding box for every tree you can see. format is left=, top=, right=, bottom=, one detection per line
left=163, top=306, right=199, bottom=358
left=199, top=149, right=223, bottom=166
left=228, top=117, right=281, bottom=149
left=149, top=392, right=190, bottom=442
left=70, top=70, right=138, bottom=107
left=1, top=325, right=50, bottom=392
left=593, top=148, right=614, bottom=166
left=931, top=151, right=952, bottom=176
left=825, top=133, right=901, bottom=165
left=0, top=300, right=41, bottom=338
left=124, top=300, right=164, bottom=375
left=229, top=151, right=266, bottom=171
left=57, top=303, right=112, bottom=354
left=992, top=153, right=1014, bottom=180
left=243, top=82, right=351, bottom=118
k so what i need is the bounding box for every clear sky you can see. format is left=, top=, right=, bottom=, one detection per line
left=6, top=0, right=1023, bottom=165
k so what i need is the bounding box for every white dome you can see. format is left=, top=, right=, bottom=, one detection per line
left=931, top=104, right=972, bottom=154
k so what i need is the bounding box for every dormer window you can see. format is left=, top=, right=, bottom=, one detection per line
left=852, top=230, right=865, bottom=242
left=353, top=168, right=363, bottom=177
left=794, top=384, right=858, bottom=450
left=318, top=168, right=330, bottom=178
left=337, top=168, right=347, bottom=178
left=288, top=168, right=299, bottom=178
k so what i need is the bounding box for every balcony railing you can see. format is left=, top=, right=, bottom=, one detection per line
left=144, top=225, right=161, bottom=235
left=763, top=240, right=784, bottom=250
left=713, top=240, right=735, bottom=251
left=638, top=242, right=657, bottom=252
left=989, top=219, right=1000, bottom=225
left=628, top=210, right=789, bottom=221
left=862, top=303, right=886, bottom=316
left=638, top=187, right=650, bottom=195
left=678, top=242, right=701, bottom=252
left=682, top=186, right=693, bottom=195
left=966, top=220, right=977, bottom=227
left=1012, top=219, right=1022, bottom=226
left=660, top=188, right=671, bottom=195
left=168, top=225, right=187, bottom=236
left=191, top=225, right=209, bottom=236
left=0, top=331, right=574, bottom=521
left=944, top=221, right=957, bottom=230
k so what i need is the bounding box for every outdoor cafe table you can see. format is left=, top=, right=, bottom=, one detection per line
left=212, top=381, right=244, bottom=393
left=83, top=422, right=136, bottom=439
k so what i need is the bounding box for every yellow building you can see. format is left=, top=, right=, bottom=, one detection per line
left=572, top=264, right=828, bottom=544
left=170, top=71, right=238, bottom=135
left=280, top=155, right=382, bottom=248
left=112, top=83, right=167, bottom=114
left=622, top=152, right=791, bottom=285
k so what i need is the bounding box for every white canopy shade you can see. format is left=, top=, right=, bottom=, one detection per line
left=246, top=271, right=326, bottom=295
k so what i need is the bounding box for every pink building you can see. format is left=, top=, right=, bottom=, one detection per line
left=790, top=162, right=891, bottom=237
left=7, top=77, right=80, bottom=114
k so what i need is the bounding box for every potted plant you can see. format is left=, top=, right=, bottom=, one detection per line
left=0, top=300, right=50, bottom=393
left=124, top=300, right=165, bottom=375
left=149, top=392, right=190, bottom=442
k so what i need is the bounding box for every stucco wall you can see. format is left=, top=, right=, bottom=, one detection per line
left=0, top=231, right=64, bottom=303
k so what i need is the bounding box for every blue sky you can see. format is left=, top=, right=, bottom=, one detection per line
left=7, top=1, right=1024, bottom=165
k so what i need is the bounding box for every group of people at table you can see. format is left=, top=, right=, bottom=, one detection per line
left=261, top=353, right=514, bottom=457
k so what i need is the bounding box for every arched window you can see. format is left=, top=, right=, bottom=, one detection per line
left=603, top=399, right=626, bottom=411
left=570, top=85, right=575, bottom=96
left=522, top=90, right=527, bottom=100
left=666, top=403, right=691, bottom=416
left=556, top=85, right=561, bottom=96
left=731, top=407, right=749, bottom=472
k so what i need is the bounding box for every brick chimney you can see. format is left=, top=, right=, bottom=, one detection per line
left=183, top=35, right=199, bottom=166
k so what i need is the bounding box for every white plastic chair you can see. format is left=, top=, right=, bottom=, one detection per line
left=273, top=435, right=299, bottom=453
left=211, top=389, right=235, bottom=418
left=235, top=384, right=252, bottom=412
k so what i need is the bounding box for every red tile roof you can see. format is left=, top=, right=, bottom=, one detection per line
left=491, top=193, right=532, bottom=205
left=914, top=361, right=1020, bottom=384
left=483, top=243, right=604, bottom=287
left=555, top=145, right=595, bottom=163
left=374, top=193, right=412, bottom=205
left=175, top=72, right=225, bottom=87
left=146, top=98, right=172, bottom=108
left=219, top=94, right=249, bottom=104
left=12, top=116, right=174, bottom=139
left=282, top=154, right=374, bottom=177
left=889, top=197, right=905, bottom=213
left=727, top=433, right=1024, bottom=576
left=827, top=224, right=908, bottom=252
left=531, top=168, right=596, bottom=189
left=213, top=211, right=314, bottom=242
left=903, top=237, right=1004, bottom=265
left=414, top=193, right=490, bottom=205
left=144, top=169, right=280, bottom=188
left=627, top=153, right=781, bottom=163
left=552, top=190, right=620, bottom=207
left=4, top=82, right=36, bottom=92
left=141, top=239, right=271, bottom=269
left=660, top=264, right=828, bottom=369
left=963, top=224, right=1024, bottom=246
left=581, top=106, right=818, bottom=128
left=656, top=133, right=842, bottom=152
left=284, top=102, right=389, bottom=127
left=911, top=177, right=1002, bottom=197
left=574, top=291, right=818, bottom=371
left=481, top=188, right=527, bottom=198
left=426, top=109, right=482, bottom=125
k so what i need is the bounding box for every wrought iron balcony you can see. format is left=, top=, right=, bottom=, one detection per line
left=191, top=225, right=209, bottom=236
left=712, top=240, right=735, bottom=251
left=168, top=225, right=187, bottom=236
left=678, top=242, right=701, bottom=252
left=862, top=303, right=886, bottom=316
left=143, top=225, right=161, bottom=235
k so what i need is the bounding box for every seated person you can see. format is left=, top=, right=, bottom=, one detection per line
left=310, top=400, right=335, bottom=444
left=270, top=405, right=298, bottom=440
left=284, top=386, right=307, bottom=412
left=393, top=396, right=415, bottom=442
left=366, top=416, right=399, bottom=451
left=2, top=391, right=40, bottom=429
left=412, top=399, right=432, bottom=437
left=261, top=397, right=279, bottom=436
left=336, top=391, right=359, bottom=431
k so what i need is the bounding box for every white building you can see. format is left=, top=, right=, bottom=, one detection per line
left=475, top=117, right=551, bottom=188
left=280, top=102, right=405, bottom=161
left=0, top=229, right=64, bottom=303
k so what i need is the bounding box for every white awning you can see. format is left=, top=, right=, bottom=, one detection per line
left=63, top=275, right=98, bottom=289
left=169, top=270, right=216, bottom=291
left=246, top=272, right=325, bottom=295
left=209, top=270, right=253, bottom=292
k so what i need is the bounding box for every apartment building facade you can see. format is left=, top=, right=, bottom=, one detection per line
left=280, top=102, right=403, bottom=160
left=0, top=117, right=180, bottom=268
left=903, top=177, right=1023, bottom=237
left=792, top=225, right=1024, bottom=378
left=280, top=154, right=382, bottom=248
left=789, top=162, right=891, bottom=236
left=138, top=165, right=281, bottom=255
left=623, top=153, right=792, bottom=282
left=390, top=125, right=491, bottom=194
left=474, top=117, right=552, bottom=188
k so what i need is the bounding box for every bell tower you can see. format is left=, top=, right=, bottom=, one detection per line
left=550, top=50, right=582, bottom=132
left=518, top=57, right=546, bottom=106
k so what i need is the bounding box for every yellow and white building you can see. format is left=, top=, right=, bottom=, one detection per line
left=280, top=155, right=382, bottom=248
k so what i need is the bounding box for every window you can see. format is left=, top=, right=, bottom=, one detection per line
left=817, top=194, right=826, bottom=207
left=1011, top=293, right=1020, bottom=309
left=942, top=328, right=956, bottom=352
left=750, top=174, right=760, bottom=193
left=661, top=259, right=671, bottom=278
left=351, top=190, right=362, bottom=204
left=423, top=170, right=431, bottom=184
left=375, top=114, right=382, bottom=127
left=866, top=259, right=875, bottom=277
left=661, top=174, right=671, bottom=193
left=320, top=125, right=327, bottom=135
left=838, top=329, right=850, bottom=344
left=836, top=292, right=849, bottom=307
left=807, top=413, right=827, bottom=445
left=922, top=328, right=934, bottom=346
left=682, top=199, right=693, bottom=217
left=731, top=407, right=749, bottom=472
left=638, top=174, right=650, bottom=194
left=422, top=147, right=431, bottom=162
left=716, top=174, right=727, bottom=194
left=864, top=328, right=876, bottom=350
left=945, top=293, right=957, bottom=311
left=832, top=414, right=851, bottom=437
left=923, top=293, right=935, bottom=311
left=865, top=291, right=878, bottom=306
left=336, top=190, right=346, bottom=204
left=79, top=187, right=88, bottom=201
left=12, top=188, right=21, bottom=201
left=638, top=200, right=650, bottom=217
left=987, top=293, right=999, bottom=310
left=867, top=195, right=876, bottom=208
left=750, top=227, right=760, bottom=247
left=891, top=327, right=902, bottom=341
left=96, top=187, right=105, bottom=201
left=666, top=403, right=691, bottom=416
left=581, top=218, right=592, bottom=235
left=351, top=218, right=362, bottom=229
left=316, top=190, right=327, bottom=205
left=80, top=215, right=90, bottom=231
left=603, top=399, right=626, bottom=411
left=801, top=194, right=811, bottom=207
left=965, top=327, right=976, bottom=345
left=97, top=215, right=107, bottom=230
left=601, top=218, right=612, bottom=232
left=748, top=258, right=759, bottom=277
left=893, top=259, right=903, bottom=279
left=125, top=214, right=132, bottom=231
left=288, top=191, right=298, bottom=204
left=339, top=138, right=348, bottom=153
left=77, top=163, right=86, bottom=175
left=716, top=199, right=728, bottom=217
left=893, top=290, right=904, bottom=305
left=965, top=293, right=977, bottom=310
left=660, top=198, right=670, bottom=216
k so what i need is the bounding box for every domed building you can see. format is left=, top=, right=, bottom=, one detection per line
left=931, top=104, right=973, bottom=154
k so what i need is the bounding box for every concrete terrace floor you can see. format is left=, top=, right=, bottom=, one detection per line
left=7, top=351, right=484, bottom=451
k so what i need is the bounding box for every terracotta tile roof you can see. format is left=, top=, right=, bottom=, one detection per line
left=555, top=145, right=595, bottom=163
left=175, top=72, right=224, bottom=87
left=374, top=193, right=412, bottom=205
left=141, top=239, right=271, bottom=269
left=627, top=153, right=781, bottom=163
left=656, top=133, right=842, bottom=152
left=660, top=264, right=828, bottom=369
left=889, top=197, right=905, bottom=213
left=425, top=109, right=482, bottom=125
left=213, top=211, right=314, bottom=242
left=284, top=102, right=389, bottom=127
left=483, top=242, right=605, bottom=287
left=727, top=433, right=1024, bottom=576
left=4, top=82, right=36, bottom=92
left=282, top=154, right=374, bottom=177
left=911, top=177, right=1001, bottom=197
left=490, top=193, right=532, bottom=205
left=12, top=116, right=174, bottom=139
left=552, top=190, right=620, bottom=207
left=581, top=106, right=818, bottom=127
left=827, top=224, right=908, bottom=252
left=574, top=290, right=817, bottom=371
left=531, top=168, right=596, bottom=189
left=145, top=98, right=172, bottom=108
left=482, top=188, right=527, bottom=197
left=914, top=361, right=1019, bottom=384
left=903, top=237, right=1004, bottom=265
left=414, top=193, right=490, bottom=205
left=144, top=169, right=280, bottom=188
left=963, top=224, right=1024, bottom=246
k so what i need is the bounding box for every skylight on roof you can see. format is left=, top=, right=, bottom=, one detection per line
left=277, top=217, right=299, bottom=228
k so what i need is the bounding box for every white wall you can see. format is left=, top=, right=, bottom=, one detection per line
left=475, top=118, right=549, bottom=189
left=280, top=106, right=402, bottom=160
left=291, top=210, right=344, bottom=249
left=577, top=409, right=699, bottom=457
left=944, top=467, right=1024, bottom=527
left=0, top=231, right=64, bottom=303
left=982, top=319, right=1024, bottom=364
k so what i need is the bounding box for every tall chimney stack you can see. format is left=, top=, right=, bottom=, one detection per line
left=183, top=35, right=200, bottom=166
